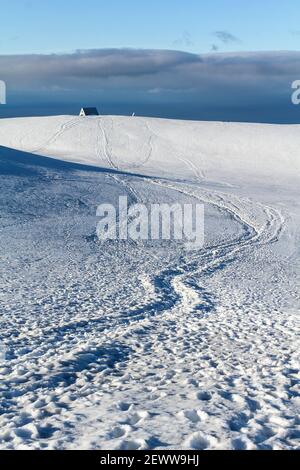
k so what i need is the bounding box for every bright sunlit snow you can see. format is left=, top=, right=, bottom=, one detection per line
left=0, top=115, right=299, bottom=450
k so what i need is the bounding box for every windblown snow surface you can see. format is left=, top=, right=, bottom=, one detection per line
left=0, top=115, right=299, bottom=450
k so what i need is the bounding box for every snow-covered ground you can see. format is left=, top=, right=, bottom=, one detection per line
left=0, top=115, right=299, bottom=450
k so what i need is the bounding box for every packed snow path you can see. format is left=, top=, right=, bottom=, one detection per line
left=0, top=116, right=299, bottom=449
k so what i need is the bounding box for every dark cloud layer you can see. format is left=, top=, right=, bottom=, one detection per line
left=0, top=48, right=299, bottom=120
left=0, top=49, right=199, bottom=83
left=1, top=48, right=299, bottom=85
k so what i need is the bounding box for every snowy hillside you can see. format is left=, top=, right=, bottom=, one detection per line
left=0, top=115, right=299, bottom=450
left=0, top=115, right=300, bottom=185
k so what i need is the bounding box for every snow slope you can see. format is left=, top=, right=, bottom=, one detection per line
left=0, top=115, right=299, bottom=186
left=0, top=115, right=299, bottom=450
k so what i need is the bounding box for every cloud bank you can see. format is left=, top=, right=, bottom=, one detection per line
left=1, top=48, right=298, bottom=90
left=0, top=48, right=299, bottom=121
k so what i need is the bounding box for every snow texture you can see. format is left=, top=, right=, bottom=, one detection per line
left=0, top=115, right=299, bottom=450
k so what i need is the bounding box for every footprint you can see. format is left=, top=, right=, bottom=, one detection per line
left=179, top=409, right=208, bottom=424
left=118, top=439, right=148, bottom=450
left=13, top=423, right=39, bottom=440
left=196, top=391, right=212, bottom=401
left=246, top=397, right=261, bottom=412
left=228, top=412, right=249, bottom=432
left=184, top=378, right=198, bottom=387
left=253, top=426, right=276, bottom=445
left=185, top=432, right=218, bottom=450
left=218, top=390, right=233, bottom=400
left=116, top=401, right=133, bottom=412
left=109, top=425, right=132, bottom=439
left=231, top=437, right=255, bottom=450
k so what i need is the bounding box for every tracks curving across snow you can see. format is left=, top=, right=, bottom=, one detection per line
left=56, top=174, right=293, bottom=451
left=97, top=118, right=118, bottom=170
left=30, top=118, right=80, bottom=154
left=0, top=116, right=298, bottom=450
left=81, top=177, right=298, bottom=452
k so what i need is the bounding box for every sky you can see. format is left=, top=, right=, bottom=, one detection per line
left=2, top=0, right=300, bottom=54
left=1, top=0, right=300, bottom=122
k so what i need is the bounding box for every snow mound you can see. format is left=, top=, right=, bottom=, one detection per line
left=0, top=115, right=299, bottom=186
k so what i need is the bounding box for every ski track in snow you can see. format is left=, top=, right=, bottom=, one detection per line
left=0, top=116, right=299, bottom=450
left=30, top=117, right=80, bottom=154
left=97, top=118, right=117, bottom=170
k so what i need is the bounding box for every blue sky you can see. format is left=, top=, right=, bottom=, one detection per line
left=1, top=0, right=300, bottom=123
left=2, top=0, right=300, bottom=54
